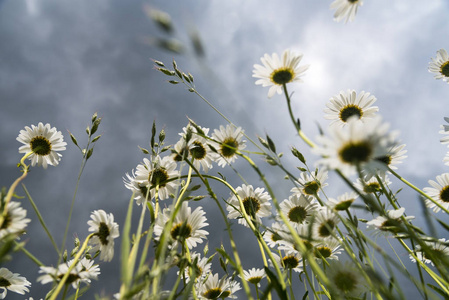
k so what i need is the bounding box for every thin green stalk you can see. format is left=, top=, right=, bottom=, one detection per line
left=388, top=168, right=449, bottom=214
left=15, top=241, right=44, bottom=266
left=59, top=153, right=89, bottom=265
left=49, top=233, right=95, bottom=300
left=1, top=152, right=32, bottom=224
left=282, top=84, right=315, bottom=148
left=22, top=183, right=60, bottom=255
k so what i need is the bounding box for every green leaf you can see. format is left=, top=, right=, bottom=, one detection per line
left=86, top=148, right=94, bottom=160
left=69, top=132, right=78, bottom=146
left=92, top=135, right=101, bottom=143
left=291, top=147, right=306, bottom=164
left=266, top=134, right=276, bottom=153
left=150, top=121, right=156, bottom=150
left=138, top=146, right=150, bottom=154
left=258, top=136, right=269, bottom=149
left=157, top=68, right=175, bottom=76
left=168, top=80, right=179, bottom=84
left=437, top=218, right=449, bottom=233
left=427, top=284, right=449, bottom=299
left=264, top=267, right=287, bottom=300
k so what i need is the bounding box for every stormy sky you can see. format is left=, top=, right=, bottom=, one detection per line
left=1, top=0, right=449, bottom=298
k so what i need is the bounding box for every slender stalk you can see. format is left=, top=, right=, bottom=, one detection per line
left=1, top=152, right=32, bottom=225
left=282, top=84, right=315, bottom=148
left=49, top=233, right=95, bottom=300
left=22, top=184, right=60, bottom=255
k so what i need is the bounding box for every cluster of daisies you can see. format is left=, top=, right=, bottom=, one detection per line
left=0, top=123, right=120, bottom=298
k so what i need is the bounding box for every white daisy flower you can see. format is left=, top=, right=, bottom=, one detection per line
left=363, top=143, right=407, bottom=179
left=429, top=49, right=449, bottom=84
left=37, top=258, right=100, bottom=289
left=324, top=90, right=378, bottom=126
left=330, top=0, right=363, bottom=24
left=277, top=222, right=316, bottom=254
left=291, top=169, right=328, bottom=197
left=279, top=194, right=318, bottom=227
left=210, top=125, right=246, bottom=167
left=327, top=192, right=358, bottom=211
left=178, top=252, right=212, bottom=282
left=240, top=268, right=266, bottom=287
left=0, top=268, right=30, bottom=298
left=253, top=49, right=309, bottom=98
left=263, top=222, right=288, bottom=249
left=173, top=125, right=215, bottom=173
left=196, top=273, right=230, bottom=300
left=326, top=261, right=367, bottom=297
left=366, top=207, right=414, bottom=235
left=16, top=122, right=67, bottom=168
left=123, top=170, right=150, bottom=205
left=87, top=210, right=120, bottom=262
left=354, top=174, right=392, bottom=194
left=0, top=201, right=31, bottom=239
left=313, top=237, right=343, bottom=262
left=154, top=202, right=209, bottom=249
left=270, top=250, right=303, bottom=273
left=424, top=173, right=449, bottom=213
left=135, top=155, right=181, bottom=200
left=311, top=208, right=340, bottom=240
left=220, top=278, right=241, bottom=299
left=314, top=116, right=396, bottom=177
left=410, top=238, right=449, bottom=266
left=439, top=117, right=449, bottom=144
left=226, top=184, right=272, bottom=227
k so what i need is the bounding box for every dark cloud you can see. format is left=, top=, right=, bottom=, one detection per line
left=1, top=0, right=449, bottom=298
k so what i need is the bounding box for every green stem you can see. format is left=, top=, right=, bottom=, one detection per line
left=388, top=168, right=449, bottom=214
left=282, top=84, right=315, bottom=148
left=22, top=184, right=60, bottom=255
left=49, top=233, right=95, bottom=300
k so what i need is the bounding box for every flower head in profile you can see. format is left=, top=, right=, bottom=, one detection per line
left=0, top=268, right=31, bottom=298
left=270, top=250, right=303, bottom=273
left=279, top=194, right=318, bottom=227
left=211, top=125, right=246, bottom=167
left=178, top=252, right=212, bottom=282
left=173, top=124, right=215, bottom=173
left=0, top=201, right=31, bottom=239
left=314, top=116, right=396, bottom=177
left=311, top=208, right=341, bottom=240
left=226, top=184, right=272, bottom=227
left=354, top=174, right=391, bottom=194
left=324, top=90, right=378, bottom=126
left=291, top=169, right=328, bottom=197
left=263, top=222, right=288, bottom=249
left=429, top=49, right=449, bottom=84
left=135, top=155, right=180, bottom=200
left=330, top=0, right=363, bottom=23
left=410, top=238, right=449, bottom=266
left=363, top=143, right=407, bottom=179
left=154, top=202, right=208, bottom=249
left=327, top=192, right=358, bottom=211
left=253, top=49, right=309, bottom=98
left=326, top=261, right=367, bottom=297
left=87, top=210, right=120, bottom=262
left=240, top=268, right=266, bottom=287
left=220, top=278, right=241, bottom=299
left=16, top=122, right=67, bottom=168
left=37, top=257, right=100, bottom=289
left=196, top=273, right=230, bottom=300
left=424, top=173, right=449, bottom=213
left=366, top=207, right=414, bottom=236
left=313, top=237, right=343, bottom=262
